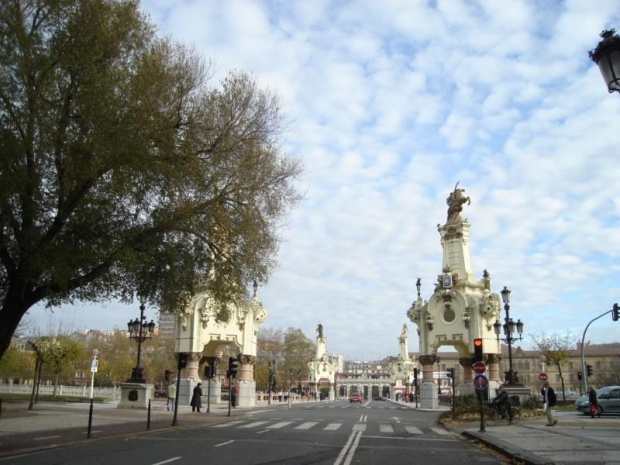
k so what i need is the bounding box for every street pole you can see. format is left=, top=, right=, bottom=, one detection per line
left=580, top=309, right=613, bottom=394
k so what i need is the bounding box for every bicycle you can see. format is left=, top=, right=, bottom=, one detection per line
left=484, top=403, right=521, bottom=426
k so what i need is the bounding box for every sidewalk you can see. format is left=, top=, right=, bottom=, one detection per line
left=392, top=399, right=620, bottom=465
left=0, top=398, right=298, bottom=459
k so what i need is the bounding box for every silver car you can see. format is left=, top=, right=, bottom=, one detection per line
left=574, top=386, right=620, bottom=415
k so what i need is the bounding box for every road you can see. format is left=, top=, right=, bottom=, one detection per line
left=4, top=400, right=503, bottom=465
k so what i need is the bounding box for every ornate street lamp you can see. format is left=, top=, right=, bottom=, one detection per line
left=493, top=287, right=524, bottom=385
left=126, top=302, right=156, bottom=383
left=589, top=29, right=620, bottom=94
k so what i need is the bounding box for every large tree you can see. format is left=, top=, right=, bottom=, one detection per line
left=0, top=0, right=302, bottom=360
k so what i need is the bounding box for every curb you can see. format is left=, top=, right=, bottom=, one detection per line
left=461, top=430, right=554, bottom=465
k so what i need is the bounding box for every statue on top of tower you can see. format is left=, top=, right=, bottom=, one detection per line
left=446, top=182, right=471, bottom=224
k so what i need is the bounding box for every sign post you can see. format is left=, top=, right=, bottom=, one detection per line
left=474, top=374, right=489, bottom=433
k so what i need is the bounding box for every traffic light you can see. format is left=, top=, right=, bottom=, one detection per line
left=586, top=364, right=593, bottom=377
left=228, top=356, right=238, bottom=379
left=613, top=303, right=619, bottom=322
left=177, top=353, right=188, bottom=369
left=164, top=370, right=172, bottom=382
left=577, top=371, right=583, bottom=380
left=447, top=368, right=455, bottom=379
left=413, top=367, right=419, bottom=381
left=473, top=338, right=483, bottom=362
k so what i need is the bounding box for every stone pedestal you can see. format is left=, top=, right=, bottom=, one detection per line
left=238, top=379, right=256, bottom=408
left=118, top=383, right=153, bottom=409
left=178, top=378, right=202, bottom=406
left=420, top=381, right=438, bottom=409
left=205, top=378, right=221, bottom=407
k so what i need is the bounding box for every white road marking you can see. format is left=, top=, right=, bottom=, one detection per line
left=404, top=426, right=423, bottom=435
left=430, top=427, right=450, bottom=435
left=379, top=424, right=394, bottom=433
left=333, top=430, right=362, bottom=465
left=239, top=421, right=269, bottom=428
left=214, top=440, right=234, bottom=448
left=294, top=422, right=318, bottom=430
left=211, top=421, right=245, bottom=428
left=324, top=422, right=343, bottom=431
left=267, top=421, right=294, bottom=429
left=34, top=436, right=60, bottom=441
left=352, top=423, right=367, bottom=432
left=152, top=457, right=182, bottom=465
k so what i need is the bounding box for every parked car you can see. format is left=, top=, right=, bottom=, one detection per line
left=575, top=386, right=620, bottom=414
left=349, top=394, right=363, bottom=403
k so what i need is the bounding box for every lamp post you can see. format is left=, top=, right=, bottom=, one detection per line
left=127, top=302, right=156, bottom=383
left=493, top=287, right=524, bottom=385
left=589, top=29, right=620, bottom=94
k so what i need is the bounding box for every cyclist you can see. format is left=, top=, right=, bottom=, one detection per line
left=490, top=384, right=513, bottom=424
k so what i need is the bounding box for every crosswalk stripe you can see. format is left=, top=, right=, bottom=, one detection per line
left=239, top=421, right=269, bottom=428
left=212, top=421, right=244, bottom=428
left=379, top=424, right=394, bottom=433
left=405, top=426, right=423, bottom=435
left=429, top=427, right=450, bottom=435
left=352, top=423, right=367, bottom=432
left=267, top=421, right=294, bottom=429
left=295, top=422, right=318, bottom=430
left=323, top=422, right=342, bottom=431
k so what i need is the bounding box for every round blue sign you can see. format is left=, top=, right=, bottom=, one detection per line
left=473, top=374, right=488, bottom=391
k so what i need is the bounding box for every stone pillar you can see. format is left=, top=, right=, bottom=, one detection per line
left=486, top=354, right=502, bottom=384
left=418, top=355, right=438, bottom=409
left=178, top=352, right=202, bottom=406
left=237, top=354, right=256, bottom=407
left=459, top=357, right=474, bottom=383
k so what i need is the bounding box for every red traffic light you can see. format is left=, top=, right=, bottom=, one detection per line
left=473, top=338, right=483, bottom=362
left=577, top=371, right=583, bottom=380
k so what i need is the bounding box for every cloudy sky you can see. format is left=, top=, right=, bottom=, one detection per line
left=30, top=0, right=620, bottom=361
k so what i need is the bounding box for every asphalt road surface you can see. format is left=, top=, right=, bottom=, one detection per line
left=6, top=400, right=503, bottom=465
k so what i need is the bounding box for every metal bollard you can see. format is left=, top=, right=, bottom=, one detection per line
left=147, top=399, right=151, bottom=430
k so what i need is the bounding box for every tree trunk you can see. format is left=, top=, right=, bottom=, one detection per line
left=0, top=287, right=35, bottom=361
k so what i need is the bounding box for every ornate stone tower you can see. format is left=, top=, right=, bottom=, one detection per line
left=174, top=281, right=267, bottom=407
left=388, top=324, right=416, bottom=400
left=307, top=323, right=336, bottom=400
left=407, top=184, right=503, bottom=408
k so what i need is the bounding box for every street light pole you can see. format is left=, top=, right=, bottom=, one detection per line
left=494, top=287, right=524, bottom=385
left=127, top=302, right=156, bottom=383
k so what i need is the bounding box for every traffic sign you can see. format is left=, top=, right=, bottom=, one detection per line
left=91, top=359, right=99, bottom=373
left=473, top=362, right=486, bottom=374
left=473, top=374, right=488, bottom=391
left=538, top=372, right=547, bottom=381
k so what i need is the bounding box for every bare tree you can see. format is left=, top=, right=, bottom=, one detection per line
left=531, top=331, right=577, bottom=401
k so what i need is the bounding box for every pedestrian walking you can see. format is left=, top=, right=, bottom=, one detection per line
left=541, top=381, right=557, bottom=426
left=231, top=383, right=239, bottom=408
left=588, top=386, right=601, bottom=418
left=166, top=380, right=176, bottom=411
left=190, top=383, right=203, bottom=413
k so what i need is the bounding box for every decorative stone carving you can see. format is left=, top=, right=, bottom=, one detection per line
left=238, top=354, right=256, bottom=365
left=418, top=355, right=436, bottom=366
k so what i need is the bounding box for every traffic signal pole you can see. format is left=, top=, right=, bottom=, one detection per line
left=580, top=306, right=616, bottom=394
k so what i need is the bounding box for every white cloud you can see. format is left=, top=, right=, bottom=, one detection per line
left=30, top=0, right=620, bottom=362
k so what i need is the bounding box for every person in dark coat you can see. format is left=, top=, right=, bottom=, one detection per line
left=589, top=386, right=601, bottom=418
left=190, top=383, right=203, bottom=412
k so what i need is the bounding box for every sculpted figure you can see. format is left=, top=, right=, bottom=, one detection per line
left=446, top=182, right=471, bottom=224
left=317, top=323, right=323, bottom=339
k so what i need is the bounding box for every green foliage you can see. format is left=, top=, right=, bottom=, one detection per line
left=0, top=0, right=302, bottom=360
left=0, top=347, right=36, bottom=381
left=256, top=327, right=315, bottom=391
